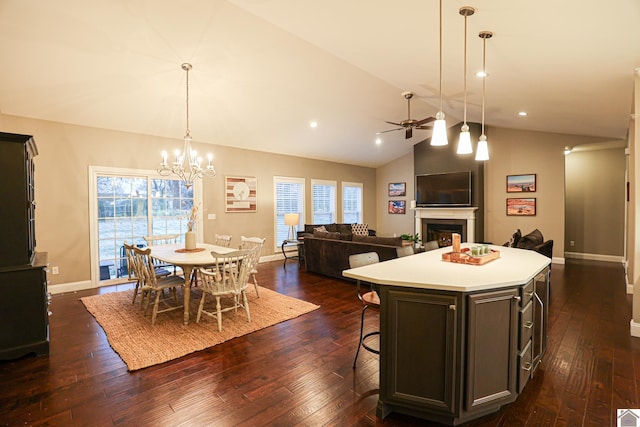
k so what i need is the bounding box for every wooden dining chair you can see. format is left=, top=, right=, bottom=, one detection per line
left=239, top=236, right=266, bottom=297
left=143, top=234, right=180, bottom=276
left=123, top=241, right=146, bottom=304
left=348, top=252, right=381, bottom=368
left=132, top=246, right=185, bottom=325
left=214, top=234, right=233, bottom=248
left=195, top=249, right=254, bottom=332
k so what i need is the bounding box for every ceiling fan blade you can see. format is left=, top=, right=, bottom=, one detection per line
left=415, top=125, right=433, bottom=130
left=385, top=121, right=403, bottom=126
left=376, top=128, right=402, bottom=135
left=415, top=116, right=435, bottom=125
left=405, top=128, right=413, bottom=139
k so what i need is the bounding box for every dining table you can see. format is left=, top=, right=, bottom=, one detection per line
left=147, top=242, right=236, bottom=325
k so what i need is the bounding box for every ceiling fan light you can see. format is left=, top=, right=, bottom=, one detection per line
left=457, top=124, right=472, bottom=154
left=431, top=111, right=448, bottom=146
left=475, top=134, right=489, bottom=161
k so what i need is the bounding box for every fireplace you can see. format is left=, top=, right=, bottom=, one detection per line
left=414, top=207, right=478, bottom=247
left=423, top=219, right=467, bottom=248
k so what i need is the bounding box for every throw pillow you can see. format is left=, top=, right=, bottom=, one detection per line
left=516, top=229, right=544, bottom=249
left=351, top=223, right=369, bottom=236
left=314, top=225, right=327, bottom=233
left=508, top=229, right=522, bottom=247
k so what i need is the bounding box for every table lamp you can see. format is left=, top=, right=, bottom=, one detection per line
left=284, top=213, right=299, bottom=241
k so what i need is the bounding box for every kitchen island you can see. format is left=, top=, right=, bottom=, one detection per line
left=343, top=244, right=551, bottom=425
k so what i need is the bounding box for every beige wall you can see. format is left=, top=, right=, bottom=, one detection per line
left=376, top=152, right=414, bottom=237
left=631, top=72, right=639, bottom=329
left=565, top=145, right=626, bottom=257
left=484, top=126, right=606, bottom=260
left=0, top=114, right=376, bottom=288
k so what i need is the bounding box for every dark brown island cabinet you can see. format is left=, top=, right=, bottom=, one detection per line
left=378, top=267, right=549, bottom=425
left=343, top=245, right=550, bottom=425
left=0, top=132, right=50, bottom=360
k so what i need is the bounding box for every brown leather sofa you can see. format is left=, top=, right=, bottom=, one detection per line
left=503, top=228, right=553, bottom=259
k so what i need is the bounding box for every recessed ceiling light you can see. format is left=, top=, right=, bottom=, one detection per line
left=309, top=121, right=318, bottom=128
left=518, top=111, right=528, bottom=117
left=475, top=71, right=488, bottom=78
left=375, top=138, right=382, bottom=145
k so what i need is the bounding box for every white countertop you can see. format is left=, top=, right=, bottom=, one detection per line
left=342, top=244, right=551, bottom=292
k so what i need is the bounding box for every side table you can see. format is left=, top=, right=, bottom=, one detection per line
left=281, top=239, right=300, bottom=269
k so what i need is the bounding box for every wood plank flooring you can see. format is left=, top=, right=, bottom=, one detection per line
left=0, top=258, right=637, bottom=426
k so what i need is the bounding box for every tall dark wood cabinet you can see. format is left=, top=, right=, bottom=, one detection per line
left=0, top=132, right=50, bottom=360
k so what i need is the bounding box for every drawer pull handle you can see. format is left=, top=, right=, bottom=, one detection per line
left=524, top=321, right=534, bottom=329
left=525, top=291, right=534, bottom=297
left=449, top=304, right=456, bottom=311
left=522, top=362, right=532, bottom=372
left=513, top=296, right=521, bottom=302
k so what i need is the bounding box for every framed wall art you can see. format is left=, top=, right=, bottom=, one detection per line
left=388, top=200, right=406, bottom=214
left=507, top=197, right=536, bottom=216
left=506, top=174, right=536, bottom=193
left=225, top=176, right=257, bottom=212
left=388, top=182, right=406, bottom=197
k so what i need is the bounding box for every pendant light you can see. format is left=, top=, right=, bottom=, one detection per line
left=431, top=0, right=448, bottom=146
left=475, top=31, right=493, bottom=161
left=457, top=7, right=475, bottom=154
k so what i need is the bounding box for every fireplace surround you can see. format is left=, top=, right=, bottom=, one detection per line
left=414, top=207, right=478, bottom=246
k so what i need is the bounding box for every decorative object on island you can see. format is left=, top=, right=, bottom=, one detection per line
left=388, top=182, right=406, bottom=197
left=431, top=0, right=448, bottom=147
left=507, top=174, right=537, bottom=192
left=158, top=63, right=216, bottom=188
left=457, top=6, right=475, bottom=155
left=388, top=200, right=406, bottom=214
left=507, top=197, right=536, bottom=216
left=475, top=31, right=493, bottom=161
left=284, top=213, right=300, bottom=241
left=225, top=176, right=257, bottom=212
left=185, top=205, right=199, bottom=250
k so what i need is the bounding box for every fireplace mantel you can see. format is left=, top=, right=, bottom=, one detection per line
left=414, top=207, right=478, bottom=243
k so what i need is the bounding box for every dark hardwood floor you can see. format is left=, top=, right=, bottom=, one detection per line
left=0, top=258, right=637, bottom=426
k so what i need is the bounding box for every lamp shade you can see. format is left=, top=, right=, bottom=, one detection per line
left=284, top=213, right=299, bottom=226
left=457, top=124, right=472, bottom=154
left=475, top=135, right=489, bottom=161
left=431, top=113, right=448, bottom=146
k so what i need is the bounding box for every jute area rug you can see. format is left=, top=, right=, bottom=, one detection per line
left=81, top=286, right=319, bottom=371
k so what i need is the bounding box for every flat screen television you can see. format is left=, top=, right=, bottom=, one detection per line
left=416, top=171, right=472, bottom=207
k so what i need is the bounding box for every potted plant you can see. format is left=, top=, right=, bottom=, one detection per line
left=400, top=233, right=420, bottom=246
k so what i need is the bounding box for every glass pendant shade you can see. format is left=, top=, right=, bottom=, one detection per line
left=475, top=134, right=489, bottom=161
left=457, top=124, right=472, bottom=154
left=431, top=111, right=448, bottom=146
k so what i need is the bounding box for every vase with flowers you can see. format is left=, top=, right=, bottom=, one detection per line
left=185, top=204, right=199, bottom=250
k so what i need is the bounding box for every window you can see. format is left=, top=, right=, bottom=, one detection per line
left=89, top=166, right=200, bottom=283
left=342, top=181, right=363, bottom=224
left=274, top=176, right=305, bottom=248
left=311, top=179, right=336, bottom=224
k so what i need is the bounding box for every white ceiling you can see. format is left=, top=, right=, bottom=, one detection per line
left=0, top=0, right=638, bottom=167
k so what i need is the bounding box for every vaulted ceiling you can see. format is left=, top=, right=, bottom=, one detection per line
left=0, top=0, right=638, bottom=167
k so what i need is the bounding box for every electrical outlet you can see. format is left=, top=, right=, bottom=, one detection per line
left=208, top=213, right=216, bottom=220
left=52, top=266, right=59, bottom=274
left=569, top=240, right=575, bottom=247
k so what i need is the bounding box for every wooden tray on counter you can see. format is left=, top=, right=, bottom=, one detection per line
left=442, top=248, right=500, bottom=266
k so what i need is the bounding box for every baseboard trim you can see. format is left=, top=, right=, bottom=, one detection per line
left=49, top=280, right=94, bottom=295
left=631, top=320, right=640, bottom=338
left=551, top=257, right=565, bottom=265
left=564, top=252, right=625, bottom=263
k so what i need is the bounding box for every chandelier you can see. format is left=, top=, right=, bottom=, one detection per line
left=158, top=63, right=216, bottom=188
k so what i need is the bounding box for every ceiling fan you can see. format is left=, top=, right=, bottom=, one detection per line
left=377, top=91, right=435, bottom=139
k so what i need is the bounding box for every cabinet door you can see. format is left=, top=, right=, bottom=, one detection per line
left=466, top=288, right=519, bottom=412
left=532, top=267, right=550, bottom=372
left=380, top=288, right=459, bottom=415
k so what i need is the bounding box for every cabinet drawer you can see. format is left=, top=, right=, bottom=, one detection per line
left=520, top=279, right=534, bottom=307
left=519, top=300, right=533, bottom=350
left=518, top=339, right=533, bottom=393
